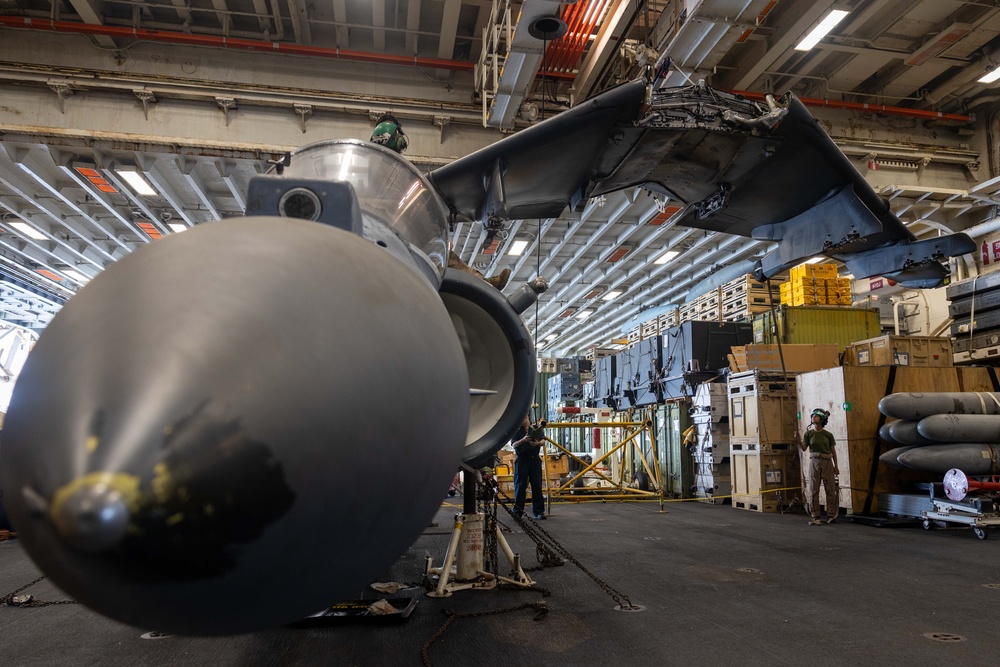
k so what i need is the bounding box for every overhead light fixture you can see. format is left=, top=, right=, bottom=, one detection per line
left=794, top=9, right=850, bottom=51
left=805, top=256, right=825, bottom=264
left=544, top=333, right=558, bottom=341
left=115, top=168, right=158, bottom=196
left=63, top=269, right=89, bottom=282
left=576, top=309, right=593, bottom=320
left=654, top=250, right=679, bottom=265
left=979, top=68, right=1000, bottom=84
left=602, top=290, right=622, bottom=301
left=10, top=222, right=47, bottom=240
left=168, top=223, right=187, bottom=233
left=508, top=239, right=529, bottom=256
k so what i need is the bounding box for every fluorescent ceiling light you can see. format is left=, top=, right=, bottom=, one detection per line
left=602, top=290, right=622, bottom=301
left=508, top=239, right=529, bottom=256
left=63, top=269, right=89, bottom=282
left=10, top=222, right=47, bottom=240
left=805, top=256, right=825, bottom=264
left=794, top=9, right=849, bottom=51
left=654, top=250, right=679, bottom=265
left=979, top=68, right=1000, bottom=84
left=168, top=223, right=187, bottom=233
left=116, top=169, right=157, bottom=196
left=575, top=309, right=593, bottom=320
left=544, top=334, right=558, bottom=341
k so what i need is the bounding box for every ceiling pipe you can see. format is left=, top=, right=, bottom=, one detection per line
left=0, top=17, right=476, bottom=72
left=734, top=89, right=972, bottom=123
left=545, top=0, right=584, bottom=73
left=923, top=46, right=1000, bottom=107
left=548, top=0, right=590, bottom=73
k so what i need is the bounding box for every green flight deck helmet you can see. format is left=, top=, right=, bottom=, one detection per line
left=370, top=113, right=409, bottom=154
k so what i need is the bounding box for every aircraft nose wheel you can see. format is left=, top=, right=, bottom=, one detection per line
left=974, top=527, right=988, bottom=540
left=922, top=519, right=931, bottom=530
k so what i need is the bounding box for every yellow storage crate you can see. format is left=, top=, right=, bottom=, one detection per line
left=812, top=263, right=838, bottom=279
left=790, top=263, right=813, bottom=282
left=792, top=292, right=820, bottom=306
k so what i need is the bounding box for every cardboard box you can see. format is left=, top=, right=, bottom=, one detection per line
left=729, top=344, right=840, bottom=373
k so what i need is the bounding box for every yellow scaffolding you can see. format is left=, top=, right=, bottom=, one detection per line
left=540, top=409, right=666, bottom=507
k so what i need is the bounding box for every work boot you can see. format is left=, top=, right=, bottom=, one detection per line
left=808, top=518, right=822, bottom=526
left=485, top=268, right=511, bottom=290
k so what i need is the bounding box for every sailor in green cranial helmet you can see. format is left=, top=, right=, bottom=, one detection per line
left=370, top=113, right=409, bottom=154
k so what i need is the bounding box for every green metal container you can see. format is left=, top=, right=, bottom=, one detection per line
left=654, top=402, right=693, bottom=498
left=752, top=305, right=880, bottom=351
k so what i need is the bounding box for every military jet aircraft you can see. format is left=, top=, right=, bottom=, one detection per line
left=431, top=78, right=975, bottom=289
left=0, top=76, right=974, bottom=635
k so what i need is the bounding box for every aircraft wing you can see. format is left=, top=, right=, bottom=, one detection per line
left=431, top=80, right=975, bottom=288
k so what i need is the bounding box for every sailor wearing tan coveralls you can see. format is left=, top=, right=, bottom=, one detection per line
left=798, top=408, right=839, bottom=525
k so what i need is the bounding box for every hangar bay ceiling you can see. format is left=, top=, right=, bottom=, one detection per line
left=0, top=0, right=999, bottom=355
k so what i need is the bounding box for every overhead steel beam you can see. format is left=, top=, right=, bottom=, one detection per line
left=0, top=200, right=102, bottom=284
left=134, top=157, right=199, bottom=228
left=438, top=0, right=462, bottom=61
left=215, top=160, right=247, bottom=211
left=406, top=0, right=421, bottom=55
left=0, top=167, right=110, bottom=270
left=64, top=0, right=117, bottom=47
left=549, top=235, right=756, bottom=353
left=101, top=169, right=173, bottom=237
left=286, top=0, right=313, bottom=44
left=732, top=1, right=837, bottom=91
left=211, top=0, right=232, bottom=31
left=177, top=157, right=222, bottom=220
left=333, top=0, right=349, bottom=47
left=373, top=0, right=386, bottom=53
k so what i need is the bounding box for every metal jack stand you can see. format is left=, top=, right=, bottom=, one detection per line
left=425, top=470, right=535, bottom=597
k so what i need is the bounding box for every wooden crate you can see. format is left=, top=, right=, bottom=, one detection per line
left=679, top=302, right=699, bottom=322
left=641, top=318, right=660, bottom=339
left=697, top=289, right=721, bottom=311
left=721, top=274, right=769, bottom=301
left=700, top=306, right=721, bottom=322
left=728, top=370, right=798, bottom=449
left=731, top=451, right=802, bottom=512
left=843, top=335, right=953, bottom=368
left=627, top=326, right=641, bottom=346
left=795, top=366, right=996, bottom=514
left=658, top=309, right=680, bottom=330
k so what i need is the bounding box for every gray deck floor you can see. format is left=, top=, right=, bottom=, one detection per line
left=2, top=498, right=999, bottom=666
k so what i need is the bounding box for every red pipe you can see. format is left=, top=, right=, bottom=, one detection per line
left=549, top=0, right=587, bottom=73
left=554, top=0, right=607, bottom=75
left=548, top=0, right=587, bottom=72
left=0, top=16, right=475, bottom=72
left=734, top=89, right=971, bottom=123
left=566, top=0, right=607, bottom=73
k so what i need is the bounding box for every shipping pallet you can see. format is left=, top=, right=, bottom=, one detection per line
left=721, top=275, right=770, bottom=301
left=641, top=319, right=659, bottom=339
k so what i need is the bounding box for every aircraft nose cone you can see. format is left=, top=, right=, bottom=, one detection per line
left=51, top=477, right=132, bottom=553
left=1, top=216, right=470, bottom=634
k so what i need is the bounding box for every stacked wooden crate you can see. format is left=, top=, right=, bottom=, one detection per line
left=727, top=370, right=802, bottom=512
left=627, top=326, right=642, bottom=346
left=721, top=274, right=781, bottom=322
left=696, top=288, right=722, bottom=322
left=658, top=308, right=680, bottom=331
left=679, top=301, right=699, bottom=323
left=780, top=263, right=851, bottom=306
left=641, top=317, right=660, bottom=340
left=585, top=346, right=616, bottom=363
